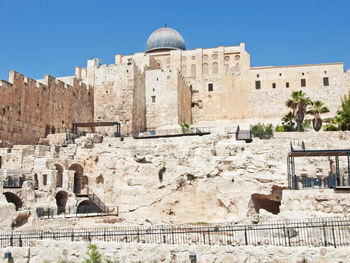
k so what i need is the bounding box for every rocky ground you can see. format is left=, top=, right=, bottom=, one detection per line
left=1, top=131, right=350, bottom=231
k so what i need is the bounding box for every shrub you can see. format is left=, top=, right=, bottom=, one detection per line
left=275, top=125, right=284, bottom=132
left=324, top=124, right=338, bottom=131
left=302, top=119, right=311, bottom=131
left=186, top=174, right=196, bottom=181
left=85, top=244, right=102, bottom=263
left=251, top=123, right=265, bottom=137
left=252, top=123, right=274, bottom=138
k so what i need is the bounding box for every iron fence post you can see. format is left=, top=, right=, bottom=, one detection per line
left=332, top=225, right=336, bottom=248
left=323, top=223, right=327, bottom=247
left=208, top=229, right=211, bottom=245
left=244, top=227, right=248, bottom=245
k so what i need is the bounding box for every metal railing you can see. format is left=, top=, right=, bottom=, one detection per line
left=2, top=177, right=24, bottom=188
left=87, top=188, right=108, bottom=213
left=36, top=205, right=118, bottom=219
left=1, top=217, right=350, bottom=248
left=290, top=174, right=350, bottom=190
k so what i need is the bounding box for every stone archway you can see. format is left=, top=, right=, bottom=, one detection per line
left=54, top=164, right=64, bottom=188
left=69, top=163, right=87, bottom=195
left=55, top=191, right=68, bottom=215
left=77, top=199, right=92, bottom=214
left=3, top=192, right=23, bottom=211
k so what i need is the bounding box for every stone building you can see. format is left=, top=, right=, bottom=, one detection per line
left=0, top=26, right=349, bottom=144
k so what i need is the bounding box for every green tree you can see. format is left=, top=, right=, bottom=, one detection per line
left=306, top=100, right=330, bottom=131
left=285, top=90, right=312, bottom=132
left=336, top=92, right=350, bottom=130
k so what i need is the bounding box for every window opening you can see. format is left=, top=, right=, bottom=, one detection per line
left=255, top=81, right=261, bottom=90
left=323, top=77, right=329, bottom=86
left=301, top=79, right=306, bottom=87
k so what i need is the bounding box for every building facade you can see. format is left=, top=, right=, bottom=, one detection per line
left=0, top=26, right=349, bottom=144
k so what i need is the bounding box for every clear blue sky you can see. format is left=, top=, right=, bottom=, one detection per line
left=0, top=0, right=349, bottom=80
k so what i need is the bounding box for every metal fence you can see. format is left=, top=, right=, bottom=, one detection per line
left=2, top=177, right=24, bottom=188
left=36, top=205, right=119, bottom=219
left=1, top=217, right=350, bottom=248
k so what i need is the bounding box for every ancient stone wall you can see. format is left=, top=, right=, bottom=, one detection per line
left=145, top=69, right=180, bottom=129
left=280, top=189, right=350, bottom=217
left=1, top=241, right=349, bottom=263
left=177, top=72, right=192, bottom=126
left=0, top=71, right=93, bottom=145
left=92, top=61, right=146, bottom=135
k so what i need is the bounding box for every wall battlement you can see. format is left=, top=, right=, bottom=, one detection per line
left=0, top=71, right=94, bottom=145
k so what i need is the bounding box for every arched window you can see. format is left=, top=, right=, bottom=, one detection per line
left=212, top=62, right=218, bottom=74
left=203, top=64, right=208, bottom=75
left=191, top=64, right=196, bottom=77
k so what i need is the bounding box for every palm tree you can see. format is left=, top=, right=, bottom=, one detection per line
left=282, top=111, right=295, bottom=131
left=306, top=100, right=330, bottom=131
left=336, top=92, right=350, bottom=130
left=285, top=90, right=312, bottom=132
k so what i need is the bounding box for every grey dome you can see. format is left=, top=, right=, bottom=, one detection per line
left=146, top=27, right=186, bottom=52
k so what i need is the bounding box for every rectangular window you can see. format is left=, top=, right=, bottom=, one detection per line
left=301, top=79, right=306, bottom=87
left=151, top=96, right=156, bottom=103
left=286, top=82, right=289, bottom=88
left=43, top=174, right=47, bottom=186
left=323, top=77, right=329, bottom=86
left=272, top=83, right=276, bottom=89
left=208, top=83, right=213, bottom=92
left=255, top=81, right=261, bottom=90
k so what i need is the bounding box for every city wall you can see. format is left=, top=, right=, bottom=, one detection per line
left=0, top=71, right=93, bottom=145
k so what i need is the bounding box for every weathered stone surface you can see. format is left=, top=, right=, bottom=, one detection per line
left=1, top=241, right=350, bottom=263
left=1, top=131, right=350, bottom=231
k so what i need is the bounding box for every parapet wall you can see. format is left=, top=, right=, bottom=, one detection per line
left=0, top=71, right=94, bottom=145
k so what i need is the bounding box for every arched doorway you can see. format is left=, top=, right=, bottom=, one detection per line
left=69, top=164, right=87, bottom=195
left=77, top=200, right=92, bottom=214
left=3, top=192, right=23, bottom=211
left=55, top=191, right=68, bottom=215
left=54, top=164, right=64, bottom=188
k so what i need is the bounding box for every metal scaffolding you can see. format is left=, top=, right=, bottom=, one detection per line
left=287, top=144, right=350, bottom=190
